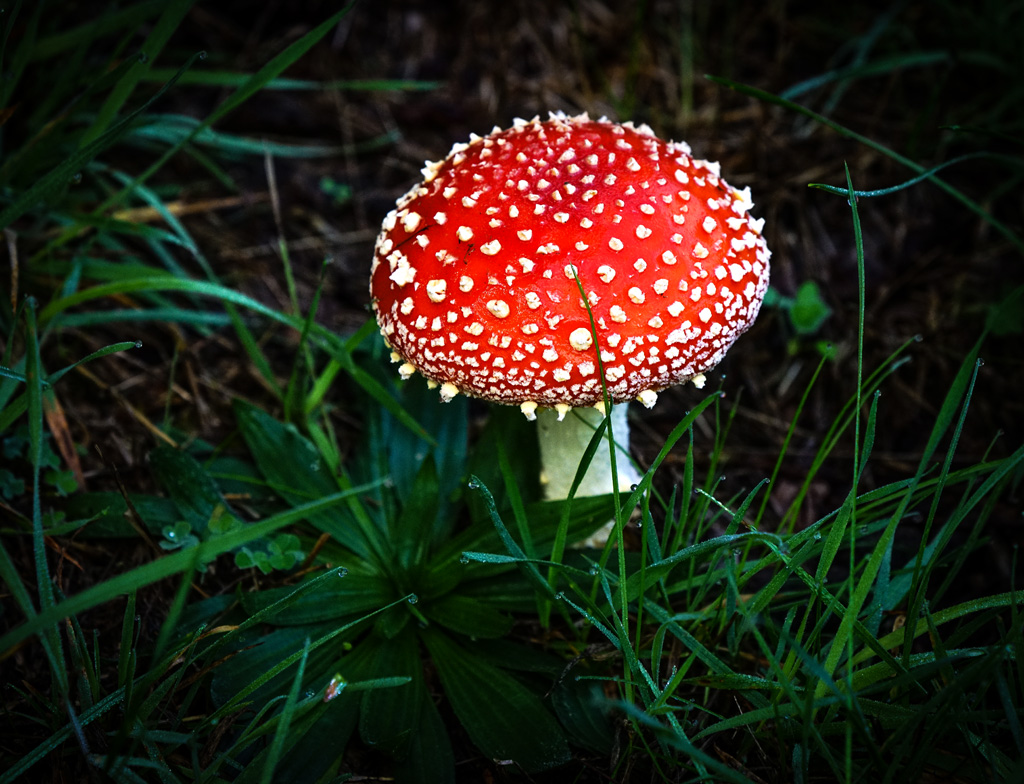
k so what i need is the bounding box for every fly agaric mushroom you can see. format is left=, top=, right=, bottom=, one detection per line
left=370, top=113, right=769, bottom=528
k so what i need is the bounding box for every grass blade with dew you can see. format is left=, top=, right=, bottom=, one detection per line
left=0, top=51, right=203, bottom=231
left=0, top=484, right=381, bottom=655
left=78, top=0, right=195, bottom=147
left=706, top=75, right=1024, bottom=255
left=21, top=300, right=68, bottom=694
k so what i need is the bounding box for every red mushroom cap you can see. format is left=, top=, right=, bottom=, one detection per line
left=370, top=113, right=770, bottom=417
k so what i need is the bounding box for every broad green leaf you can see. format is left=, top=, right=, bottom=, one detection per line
left=255, top=698, right=357, bottom=784
left=210, top=623, right=336, bottom=707
left=392, top=456, right=440, bottom=570
left=383, top=378, right=468, bottom=543
left=790, top=280, right=832, bottom=334
left=358, top=628, right=419, bottom=756
left=430, top=494, right=617, bottom=575
left=423, top=593, right=514, bottom=639
left=551, top=675, right=616, bottom=755
left=423, top=628, right=570, bottom=772
left=0, top=489, right=373, bottom=655
left=464, top=407, right=540, bottom=524
left=64, top=492, right=179, bottom=537
left=234, top=400, right=380, bottom=561
left=240, top=638, right=382, bottom=784
left=392, top=687, right=455, bottom=784
left=456, top=572, right=538, bottom=613
left=463, top=637, right=563, bottom=676
left=239, top=572, right=394, bottom=624
left=149, top=444, right=236, bottom=534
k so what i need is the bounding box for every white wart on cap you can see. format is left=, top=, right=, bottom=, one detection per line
left=370, top=113, right=770, bottom=415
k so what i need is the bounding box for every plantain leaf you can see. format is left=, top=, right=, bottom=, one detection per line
left=423, top=628, right=570, bottom=772
left=64, top=491, right=179, bottom=537
left=238, top=571, right=394, bottom=624
left=234, top=399, right=379, bottom=561
left=358, top=628, right=420, bottom=756
left=551, top=674, right=615, bottom=755
left=149, top=444, right=236, bottom=535
left=251, top=635, right=382, bottom=784
left=209, top=623, right=334, bottom=707
left=430, top=493, right=617, bottom=575
left=392, top=456, right=439, bottom=571
left=423, top=593, right=514, bottom=639
left=392, top=685, right=455, bottom=784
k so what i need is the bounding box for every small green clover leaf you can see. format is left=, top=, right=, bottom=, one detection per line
left=0, top=469, right=26, bottom=500
left=235, top=533, right=305, bottom=574
left=765, top=281, right=834, bottom=358
left=789, top=281, right=832, bottom=335
left=45, top=468, right=78, bottom=496
left=160, top=520, right=199, bottom=551
left=319, top=176, right=352, bottom=206
left=207, top=505, right=243, bottom=536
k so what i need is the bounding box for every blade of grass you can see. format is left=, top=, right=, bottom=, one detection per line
left=26, top=2, right=163, bottom=62
left=80, top=0, right=196, bottom=147
left=23, top=300, right=68, bottom=694
left=260, top=638, right=310, bottom=784
left=899, top=355, right=983, bottom=656
left=468, top=475, right=556, bottom=601
left=0, top=51, right=201, bottom=230
left=706, top=75, right=1024, bottom=255
left=0, top=0, right=35, bottom=110
left=100, top=3, right=358, bottom=214
left=140, top=70, right=440, bottom=91
left=0, top=483, right=381, bottom=655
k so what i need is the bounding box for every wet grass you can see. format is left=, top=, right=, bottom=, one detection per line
left=1, top=2, right=1022, bottom=781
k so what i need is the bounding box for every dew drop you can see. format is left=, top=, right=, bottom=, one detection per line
left=407, top=594, right=419, bottom=604
left=554, top=592, right=565, bottom=601
left=133, top=341, right=143, bottom=349
left=459, top=555, right=470, bottom=564
left=630, top=484, right=639, bottom=491
left=198, top=50, right=207, bottom=60
left=588, top=565, right=601, bottom=576
left=813, top=532, right=822, bottom=541
left=467, top=479, right=480, bottom=490
left=337, top=567, right=348, bottom=577
left=70, top=172, right=82, bottom=184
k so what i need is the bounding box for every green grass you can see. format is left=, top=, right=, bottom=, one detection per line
left=2, top=2, right=1022, bottom=782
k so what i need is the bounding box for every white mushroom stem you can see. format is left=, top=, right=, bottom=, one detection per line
left=536, top=403, right=642, bottom=548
